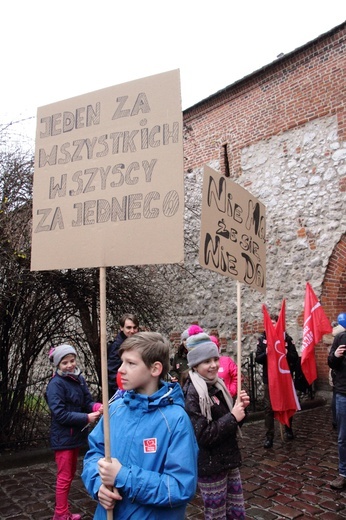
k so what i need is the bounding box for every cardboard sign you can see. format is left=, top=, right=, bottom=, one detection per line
left=31, top=70, right=184, bottom=271
left=199, top=166, right=266, bottom=293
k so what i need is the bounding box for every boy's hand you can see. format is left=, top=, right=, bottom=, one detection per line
left=98, top=457, right=122, bottom=486
left=98, top=483, right=122, bottom=510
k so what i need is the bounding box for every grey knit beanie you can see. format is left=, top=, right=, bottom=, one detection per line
left=49, top=344, right=77, bottom=367
left=186, top=332, right=219, bottom=368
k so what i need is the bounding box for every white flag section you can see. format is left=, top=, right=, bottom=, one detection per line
left=199, top=166, right=266, bottom=294
left=31, top=70, right=184, bottom=271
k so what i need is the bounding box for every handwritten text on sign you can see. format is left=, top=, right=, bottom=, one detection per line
left=199, top=166, right=266, bottom=293
left=31, top=70, right=184, bottom=271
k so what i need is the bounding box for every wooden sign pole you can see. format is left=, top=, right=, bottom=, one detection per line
left=99, top=267, right=113, bottom=520
left=237, top=280, right=242, bottom=399
left=237, top=281, right=242, bottom=400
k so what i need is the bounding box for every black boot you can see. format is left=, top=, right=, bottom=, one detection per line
left=264, top=437, right=273, bottom=448
left=285, top=427, right=294, bottom=440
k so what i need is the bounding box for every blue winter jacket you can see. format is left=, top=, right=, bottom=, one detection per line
left=46, top=370, right=97, bottom=450
left=82, top=381, right=198, bottom=520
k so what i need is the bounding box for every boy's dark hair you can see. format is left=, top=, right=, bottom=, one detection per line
left=119, top=313, right=139, bottom=328
left=119, top=331, right=170, bottom=379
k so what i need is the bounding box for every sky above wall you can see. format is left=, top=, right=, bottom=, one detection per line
left=1, top=0, right=345, bottom=149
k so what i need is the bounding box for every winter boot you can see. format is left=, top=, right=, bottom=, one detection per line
left=52, top=512, right=82, bottom=520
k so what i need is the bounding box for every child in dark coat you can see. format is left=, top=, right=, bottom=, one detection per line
left=46, top=344, right=103, bottom=520
left=183, top=330, right=250, bottom=520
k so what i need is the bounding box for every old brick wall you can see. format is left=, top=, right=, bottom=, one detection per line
left=183, top=23, right=346, bottom=175
left=167, top=22, right=346, bottom=388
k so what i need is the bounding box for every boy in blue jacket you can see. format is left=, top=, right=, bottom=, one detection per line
left=82, top=331, right=198, bottom=519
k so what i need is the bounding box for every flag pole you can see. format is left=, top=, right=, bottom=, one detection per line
left=237, top=281, right=242, bottom=400
left=99, top=267, right=113, bottom=520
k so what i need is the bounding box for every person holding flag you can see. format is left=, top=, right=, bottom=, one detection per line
left=329, top=315, right=346, bottom=430
left=328, top=313, right=346, bottom=490
left=255, top=303, right=299, bottom=449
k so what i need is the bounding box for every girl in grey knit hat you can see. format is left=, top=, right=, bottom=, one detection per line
left=46, top=344, right=103, bottom=520
left=183, top=326, right=250, bottom=520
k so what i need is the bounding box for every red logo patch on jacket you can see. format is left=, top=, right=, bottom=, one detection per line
left=143, top=438, right=157, bottom=453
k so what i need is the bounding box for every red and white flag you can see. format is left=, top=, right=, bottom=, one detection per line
left=263, top=300, right=300, bottom=426
left=301, top=282, right=332, bottom=385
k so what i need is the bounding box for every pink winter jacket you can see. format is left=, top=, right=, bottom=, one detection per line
left=217, top=356, right=238, bottom=397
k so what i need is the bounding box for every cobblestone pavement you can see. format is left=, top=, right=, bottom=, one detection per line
left=1, top=402, right=345, bottom=519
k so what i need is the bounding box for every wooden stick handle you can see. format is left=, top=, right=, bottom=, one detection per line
left=99, top=267, right=113, bottom=520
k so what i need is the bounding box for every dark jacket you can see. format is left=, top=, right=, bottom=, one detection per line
left=328, top=331, right=346, bottom=395
left=46, top=371, right=96, bottom=450
left=183, top=377, right=241, bottom=477
left=107, top=330, right=127, bottom=395
left=170, top=346, right=189, bottom=384
left=255, top=331, right=298, bottom=384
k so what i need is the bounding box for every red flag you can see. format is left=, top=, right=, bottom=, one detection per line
left=301, top=282, right=332, bottom=385
left=263, top=301, right=300, bottom=426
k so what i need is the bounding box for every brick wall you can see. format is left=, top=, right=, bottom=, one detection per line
left=173, top=22, right=346, bottom=388
left=183, top=23, right=346, bottom=177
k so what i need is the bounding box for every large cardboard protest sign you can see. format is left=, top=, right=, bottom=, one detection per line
left=199, top=166, right=266, bottom=293
left=31, top=70, right=184, bottom=271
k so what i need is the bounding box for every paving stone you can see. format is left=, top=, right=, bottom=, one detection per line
left=320, top=499, right=346, bottom=512
left=247, top=495, right=274, bottom=508
left=245, top=506, right=278, bottom=519
left=242, top=481, right=262, bottom=493
left=271, top=494, right=294, bottom=506
left=320, top=512, right=346, bottom=520
left=270, top=503, right=304, bottom=518
left=288, top=499, right=324, bottom=515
